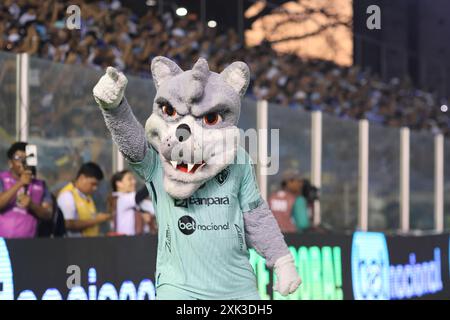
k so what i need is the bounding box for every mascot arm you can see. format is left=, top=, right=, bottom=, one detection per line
left=244, top=202, right=302, bottom=296
left=243, top=201, right=289, bottom=267
left=93, top=67, right=147, bottom=162
left=100, top=97, right=148, bottom=162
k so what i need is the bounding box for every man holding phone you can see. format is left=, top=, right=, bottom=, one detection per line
left=0, top=142, right=53, bottom=238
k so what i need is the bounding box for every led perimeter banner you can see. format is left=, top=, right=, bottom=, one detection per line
left=0, top=233, right=449, bottom=300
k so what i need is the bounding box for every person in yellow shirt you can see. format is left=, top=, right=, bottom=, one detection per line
left=57, top=162, right=111, bottom=237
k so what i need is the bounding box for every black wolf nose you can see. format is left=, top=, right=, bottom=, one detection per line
left=176, top=124, right=191, bottom=142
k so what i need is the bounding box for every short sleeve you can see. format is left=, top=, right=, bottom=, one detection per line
left=57, top=191, right=78, bottom=220
left=238, top=151, right=263, bottom=213
left=128, top=145, right=159, bottom=182
left=139, top=199, right=155, bottom=215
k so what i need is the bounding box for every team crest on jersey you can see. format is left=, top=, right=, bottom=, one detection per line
left=215, top=168, right=229, bottom=186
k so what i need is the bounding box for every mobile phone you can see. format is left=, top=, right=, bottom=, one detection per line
left=25, top=145, right=38, bottom=167
left=25, top=145, right=38, bottom=176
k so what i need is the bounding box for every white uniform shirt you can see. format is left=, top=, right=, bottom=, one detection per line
left=114, top=191, right=138, bottom=236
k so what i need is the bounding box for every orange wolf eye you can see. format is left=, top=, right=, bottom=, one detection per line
left=203, top=113, right=221, bottom=125
left=162, top=105, right=176, bottom=117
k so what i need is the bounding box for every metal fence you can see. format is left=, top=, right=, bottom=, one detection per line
left=0, top=51, right=448, bottom=233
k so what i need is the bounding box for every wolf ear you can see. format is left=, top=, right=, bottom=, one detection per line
left=220, top=61, right=250, bottom=97
left=151, top=56, right=183, bottom=89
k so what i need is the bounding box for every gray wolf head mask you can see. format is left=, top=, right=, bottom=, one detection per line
left=145, top=56, right=250, bottom=199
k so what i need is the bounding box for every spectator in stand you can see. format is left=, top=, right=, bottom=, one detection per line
left=0, top=142, right=53, bottom=238
left=292, top=178, right=311, bottom=233
left=135, top=186, right=158, bottom=235
left=107, top=169, right=146, bottom=236
left=57, top=162, right=111, bottom=237
left=268, top=169, right=310, bottom=233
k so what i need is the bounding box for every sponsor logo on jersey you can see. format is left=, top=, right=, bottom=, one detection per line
left=178, top=216, right=230, bottom=235
left=178, top=216, right=196, bottom=235
left=174, top=196, right=230, bottom=208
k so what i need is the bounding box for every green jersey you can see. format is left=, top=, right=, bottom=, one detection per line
left=129, top=145, right=262, bottom=299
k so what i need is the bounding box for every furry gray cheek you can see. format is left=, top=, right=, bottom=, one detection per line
left=145, top=113, right=167, bottom=152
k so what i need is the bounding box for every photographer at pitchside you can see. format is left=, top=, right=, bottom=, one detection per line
left=0, top=142, right=53, bottom=238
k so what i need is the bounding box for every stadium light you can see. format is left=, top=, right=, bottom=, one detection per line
left=145, top=0, right=157, bottom=6
left=207, top=20, right=217, bottom=28
left=440, top=105, right=448, bottom=112
left=176, top=7, right=188, bottom=16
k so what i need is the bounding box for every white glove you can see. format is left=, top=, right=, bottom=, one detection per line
left=92, top=66, right=128, bottom=109
left=273, top=254, right=302, bottom=296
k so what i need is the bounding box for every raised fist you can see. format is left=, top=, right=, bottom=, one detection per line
left=93, top=66, right=128, bottom=109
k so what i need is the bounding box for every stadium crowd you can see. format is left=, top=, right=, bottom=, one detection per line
left=0, top=0, right=449, bottom=136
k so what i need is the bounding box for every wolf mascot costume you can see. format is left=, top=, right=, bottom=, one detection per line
left=93, top=57, right=301, bottom=300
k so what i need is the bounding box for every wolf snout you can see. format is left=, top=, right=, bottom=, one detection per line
left=176, top=123, right=191, bottom=142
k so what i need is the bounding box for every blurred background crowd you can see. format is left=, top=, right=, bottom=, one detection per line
left=1, top=0, right=448, bottom=136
